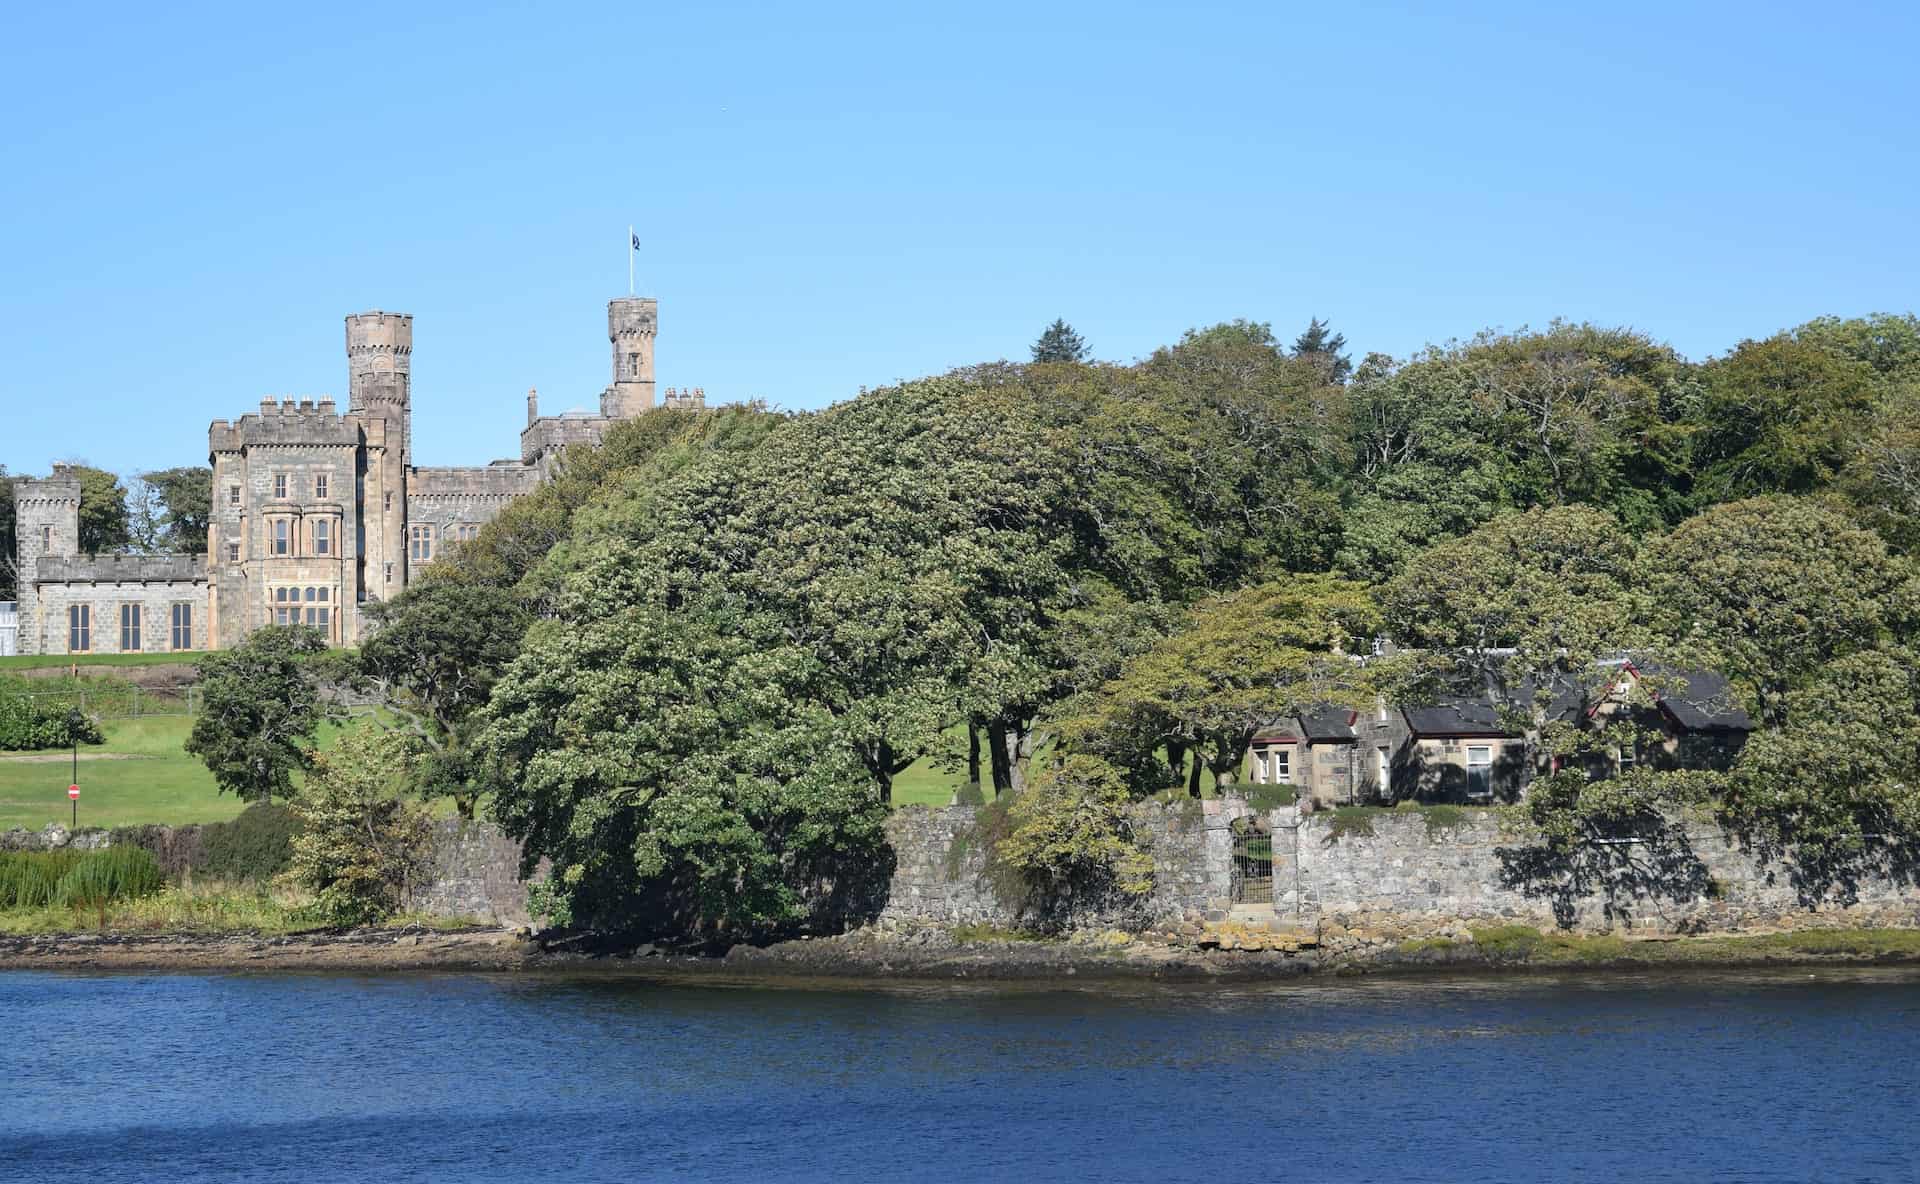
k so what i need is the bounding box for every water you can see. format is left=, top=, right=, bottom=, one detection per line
left=2, top=967, right=1918, bottom=1182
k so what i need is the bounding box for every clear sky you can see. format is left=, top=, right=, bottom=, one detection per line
left=3, top=1, right=1916, bottom=475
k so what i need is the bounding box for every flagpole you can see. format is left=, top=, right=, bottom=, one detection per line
left=628, top=225, right=634, bottom=296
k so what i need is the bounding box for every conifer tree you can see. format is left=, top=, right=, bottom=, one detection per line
left=1031, top=319, right=1089, bottom=364
left=1292, top=317, right=1352, bottom=384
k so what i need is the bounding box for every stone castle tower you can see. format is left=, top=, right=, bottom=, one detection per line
left=346, top=312, right=413, bottom=604
left=601, top=297, right=657, bottom=417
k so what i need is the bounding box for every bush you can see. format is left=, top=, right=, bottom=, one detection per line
left=289, top=727, right=433, bottom=927
left=198, top=803, right=299, bottom=883
left=0, top=694, right=104, bottom=751
left=0, top=850, right=82, bottom=908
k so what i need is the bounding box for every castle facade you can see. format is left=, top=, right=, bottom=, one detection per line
left=10, top=296, right=697, bottom=656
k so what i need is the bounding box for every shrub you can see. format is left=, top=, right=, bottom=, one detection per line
left=198, top=803, right=299, bottom=883
left=0, top=694, right=104, bottom=751
left=289, top=727, right=433, bottom=927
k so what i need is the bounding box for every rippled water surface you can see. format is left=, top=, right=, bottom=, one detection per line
left=2, top=967, right=1918, bottom=1182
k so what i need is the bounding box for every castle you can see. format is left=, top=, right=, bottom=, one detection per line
left=9, top=296, right=700, bottom=656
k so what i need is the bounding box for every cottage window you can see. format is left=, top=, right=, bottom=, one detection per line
left=68, top=605, right=91, bottom=653
left=314, top=518, right=332, bottom=556
left=1376, top=745, right=1391, bottom=794
left=272, top=519, right=290, bottom=555
left=1618, top=742, right=1639, bottom=774
left=1273, top=748, right=1291, bottom=784
left=315, top=474, right=329, bottom=500
left=170, top=603, right=192, bottom=651
left=119, top=604, right=141, bottom=652
left=274, top=473, right=288, bottom=500
left=1466, top=745, right=1493, bottom=799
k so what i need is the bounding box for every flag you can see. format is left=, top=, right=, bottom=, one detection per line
left=631, top=233, right=641, bottom=251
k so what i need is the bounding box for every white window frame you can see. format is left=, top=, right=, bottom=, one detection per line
left=1466, top=745, right=1494, bottom=799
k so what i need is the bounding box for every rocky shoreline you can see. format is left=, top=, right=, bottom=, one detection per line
left=7, top=921, right=1920, bottom=981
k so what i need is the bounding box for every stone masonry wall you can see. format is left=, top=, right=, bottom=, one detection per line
left=875, top=799, right=1249, bottom=931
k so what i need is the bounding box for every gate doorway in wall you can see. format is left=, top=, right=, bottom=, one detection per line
left=1230, top=816, right=1274, bottom=904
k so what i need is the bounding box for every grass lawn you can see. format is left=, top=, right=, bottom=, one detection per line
left=0, top=653, right=208, bottom=671
left=0, top=714, right=372, bottom=831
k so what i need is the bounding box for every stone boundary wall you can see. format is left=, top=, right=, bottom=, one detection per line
left=875, top=799, right=1249, bottom=931
left=1282, top=811, right=1920, bottom=934
left=11, top=801, right=1918, bottom=937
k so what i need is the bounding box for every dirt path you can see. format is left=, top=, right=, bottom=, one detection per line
left=0, top=752, right=153, bottom=764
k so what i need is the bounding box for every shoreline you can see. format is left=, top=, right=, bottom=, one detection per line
left=8, top=924, right=1920, bottom=983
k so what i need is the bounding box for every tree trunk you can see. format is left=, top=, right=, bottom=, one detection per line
left=1166, top=743, right=1186, bottom=788
left=987, top=722, right=1013, bottom=797
left=967, top=722, right=982, bottom=790
left=1187, top=751, right=1203, bottom=798
left=1009, top=726, right=1045, bottom=796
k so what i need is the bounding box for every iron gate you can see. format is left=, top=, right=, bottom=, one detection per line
left=1230, top=823, right=1274, bottom=904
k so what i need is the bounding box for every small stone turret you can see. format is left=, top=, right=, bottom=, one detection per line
left=527, top=387, right=539, bottom=426
left=601, top=297, right=657, bottom=417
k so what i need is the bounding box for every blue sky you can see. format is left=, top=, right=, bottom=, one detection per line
left=3, top=1, right=1916, bottom=474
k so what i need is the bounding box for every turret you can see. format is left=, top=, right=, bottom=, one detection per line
left=527, top=387, right=539, bottom=427
left=601, top=297, right=657, bottom=417
left=346, top=311, right=413, bottom=466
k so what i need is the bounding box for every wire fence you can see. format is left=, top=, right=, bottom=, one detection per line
left=1, top=687, right=204, bottom=720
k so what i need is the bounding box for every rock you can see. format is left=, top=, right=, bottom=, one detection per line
left=40, top=824, right=70, bottom=849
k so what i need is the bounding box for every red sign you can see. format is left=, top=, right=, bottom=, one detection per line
left=68, top=786, right=80, bottom=800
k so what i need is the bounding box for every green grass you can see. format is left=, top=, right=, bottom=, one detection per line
left=0, top=713, right=380, bottom=831
left=0, top=653, right=206, bottom=671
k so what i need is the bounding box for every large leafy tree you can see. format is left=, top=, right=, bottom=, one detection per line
left=69, top=465, right=131, bottom=555
left=1692, top=335, right=1877, bottom=502
left=1063, top=575, right=1378, bottom=794
left=139, top=466, right=212, bottom=553
left=359, top=580, right=532, bottom=819
left=1646, top=496, right=1917, bottom=726
left=1382, top=505, right=1644, bottom=711
left=186, top=626, right=336, bottom=803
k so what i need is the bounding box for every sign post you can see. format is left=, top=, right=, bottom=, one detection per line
left=68, top=785, right=79, bottom=829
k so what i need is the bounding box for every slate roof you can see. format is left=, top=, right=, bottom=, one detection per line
left=1632, top=661, right=1754, bottom=732
left=1299, top=706, right=1358, bottom=742
left=1402, top=699, right=1518, bottom=738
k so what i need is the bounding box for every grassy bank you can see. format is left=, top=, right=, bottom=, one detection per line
left=0, top=879, right=484, bottom=936
left=0, top=653, right=207, bottom=671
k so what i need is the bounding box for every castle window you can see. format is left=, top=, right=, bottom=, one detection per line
left=274, top=473, right=288, bottom=500
left=170, top=603, right=192, bottom=651
left=272, top=519, right=290, bottom=555
left=384, top=563, right=393, bottom=584
left=229, top=485, right=241, bottom=507
left=120, top=604, right=142, bottom=652
left=273, top=586, right=294, bottom=626
left=384, top=491, right=393, bottom=512
left=409, top=524, right=434, bottom=562
left=41, top=525, right=51, bottom=551
left=227, top=542, right=241, bottom=563
left=314, top=519, right=332, bottom=556
left=68, top=605, right=91, bottom=653
left=315, top=474, right=329, bottom=500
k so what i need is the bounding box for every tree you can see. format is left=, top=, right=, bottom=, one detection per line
left=67, top=465, right=131, bottom=555
left=1064, top=575, right=1378, bottom=794
left=1030, top=319, right=1089, bottom=364
left=359, top=580, right=532, bottom=818
left=289, top=725, right=434, bottom=926
left=1693, top=336, right=1877, bottom=502
left=1382, top=505, right=1645, bottom=711
left=139, top=466, right=212, bottom=553
left=1646, top=497, right=1918, bottom=726
left=0, top=465, right=15, bottom=600
left=1292, top=316, right=1352, bottom=384
left=185, top=626, right=335, bottom=802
